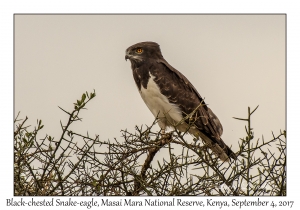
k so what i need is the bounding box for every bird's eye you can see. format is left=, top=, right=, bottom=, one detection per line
left=136, top=48, right=143, bottom=54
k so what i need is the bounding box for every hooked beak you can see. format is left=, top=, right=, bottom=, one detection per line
left=125, top=54, right=132, bottom=61
left=125, top=55, right=129, bottom=61
left=125, top=51, right=133, bottom=61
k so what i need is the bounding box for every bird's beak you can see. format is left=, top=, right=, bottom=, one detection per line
left=125, top=55, right=129, bottom=61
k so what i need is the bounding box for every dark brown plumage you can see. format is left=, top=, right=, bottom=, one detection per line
left=125, top=41, right=236, bottom=161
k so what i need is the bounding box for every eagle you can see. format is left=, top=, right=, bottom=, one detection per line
left=125, top=41, right=236, bottom=161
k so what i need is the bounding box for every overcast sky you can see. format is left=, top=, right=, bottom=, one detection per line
left=15, top=15, right=285, bottom=157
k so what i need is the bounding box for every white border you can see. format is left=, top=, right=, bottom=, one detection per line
left=1, top=0, right=299, bottom=209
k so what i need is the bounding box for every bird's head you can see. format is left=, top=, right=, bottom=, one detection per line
left=125, top=42, right=163, bottom=65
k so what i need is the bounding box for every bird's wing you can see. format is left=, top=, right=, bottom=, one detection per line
left=157, top=58, right=223, bottom=140
left=156, top=58, right=237, bottom=161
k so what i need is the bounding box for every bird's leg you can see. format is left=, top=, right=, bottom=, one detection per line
left=157, top=118, right=167, bottom=136
left=160, top=128, right=167, bottom=143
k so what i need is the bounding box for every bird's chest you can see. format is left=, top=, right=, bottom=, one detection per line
left=138, top=73, right=183, bottom=123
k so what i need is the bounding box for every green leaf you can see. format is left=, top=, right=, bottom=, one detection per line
left=81, top=93, right=86, bottom=102
left=90, top=92, right=96, bottom=98
left=283, top=130, right=286, bottom=138
left=22, top=138, right=27, bottom=143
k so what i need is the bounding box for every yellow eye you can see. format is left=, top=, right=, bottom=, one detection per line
left=136, top=48, right=143, bottom=53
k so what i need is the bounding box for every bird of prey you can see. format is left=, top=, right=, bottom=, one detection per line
left=125, top=41, right=236, bottom=161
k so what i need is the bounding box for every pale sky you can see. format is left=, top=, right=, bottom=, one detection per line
left=15, top=15, right=285, bottom=156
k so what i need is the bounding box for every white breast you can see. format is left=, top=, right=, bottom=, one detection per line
left=139, top=73, right=183, bottom=129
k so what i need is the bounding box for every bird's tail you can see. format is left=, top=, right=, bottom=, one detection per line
left=198, top=132, right=237, bottom=162
left=217, top=142, right=237, bottom=162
